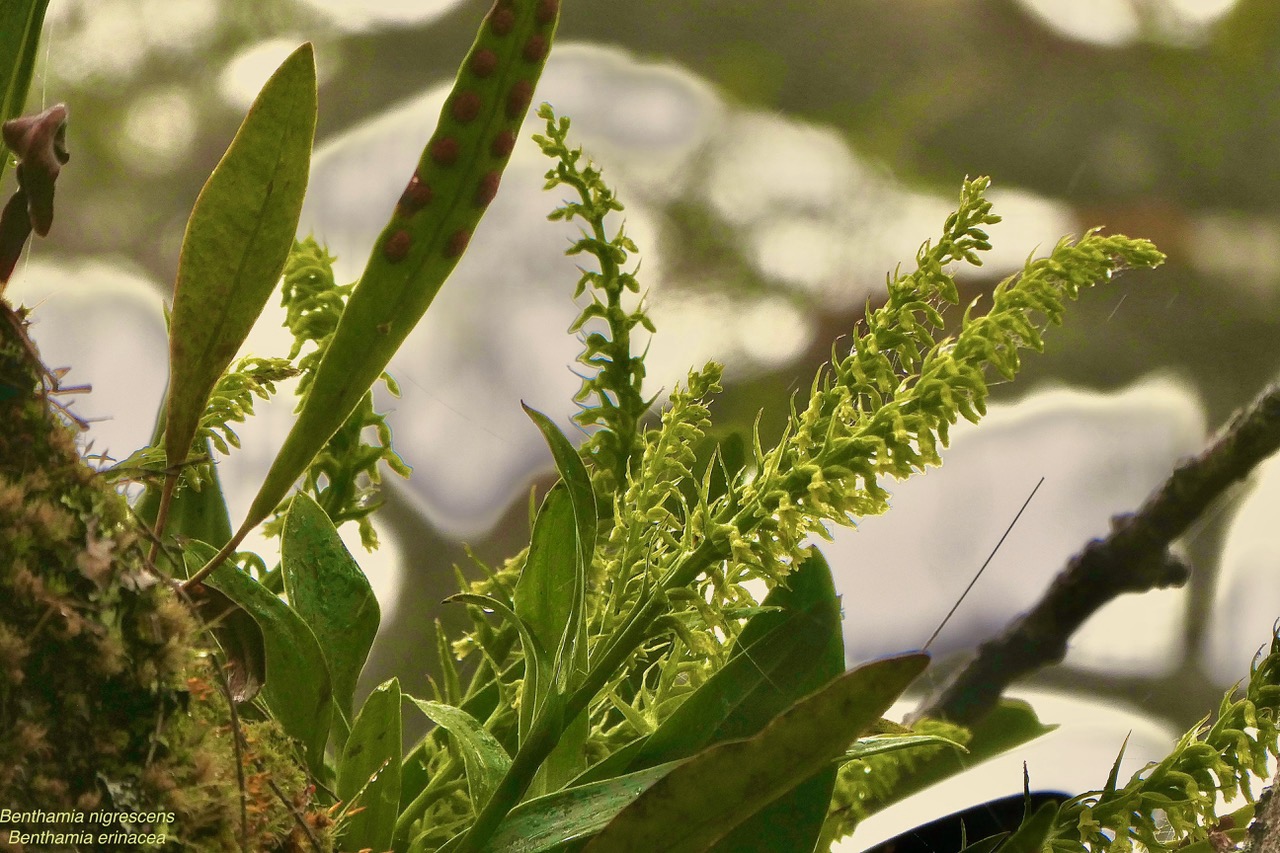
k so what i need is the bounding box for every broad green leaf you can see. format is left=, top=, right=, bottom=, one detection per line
left=183, top=570, right=265, bottom=703
left=590, top=552, right=845, bottom=853
left=165, top=43, right=316, bottom=471
left=584, top=653, right=930, bottom=853
left=477, top=761, right=685, bottom=853
left=281, top=491, right=380, bottom=725
left=521, top=407, right=592, bottom=686
left=236, top=0, right=561, bottom=545
left=410, top=698, right=512, bottom=811
left=184, top=540, right=332, bottom=777
left=864, top=698, right=1057, bottom=818
left=338, top=678, right=402, bottom=853
left=0, top=0, right=49, bottom=185
left=704, top=552, right=847, bottom=853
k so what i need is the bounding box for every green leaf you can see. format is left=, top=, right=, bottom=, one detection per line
left=236, top=0, right=560, bottom=545
left=522, top=405, right=594, bottom=688
left=578, top=552, right=846, bottom=853
left=183, top=573, right=266, bottom=703
left=164, top=43, right=316, bottom=471
left=584, top=653, right=929, bottom=853
left=520, top=407, right=595, bottom=793
left=515, top=483, right=590, bottom=792
left=338, top=678, right=402, bottom=853
left=134, top=441, right=233, bottom=549
left=515, top=486, right=577, bottom=717
left=628, top=551, right=844, bottom=768
left=865, top=699, right=1056, bottom=817
left=836, top=733, right=968, bottom=764
left=1001, top=801, right=1058, bottom=853
left=281, top=491, right=380, bottom=726
left=409, top=697, right=513, bottom=811
left=448, top=591, right=550, bottom=740
left=0, top=0, right=49, bottom=185
left=477, top=761, right=685, bottom=853
left=183, top=540, right=332, bottom=777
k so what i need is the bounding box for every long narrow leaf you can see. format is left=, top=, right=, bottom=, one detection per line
left=410, top=698, right=513, bottom=811
left=477, top=761, right=685, bottom=853
left=585, top=653, right=930, bottom=853
left=165, top=44, right=316, bottom=471
left=338, top=678, right=402, bottom=853
left=237, top=0, right=561, bottom=545
left=521, top=406, right=595, bottom=792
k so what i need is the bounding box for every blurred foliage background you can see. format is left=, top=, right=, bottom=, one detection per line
left=18, top=0, right=1280, bottom=740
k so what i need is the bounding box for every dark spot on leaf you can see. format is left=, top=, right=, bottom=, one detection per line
left=536, top=0, right=559, bottom=25
left=489, top=4, right=516, bottom=35
left=523, top=34, right=548, bottom=63
left=445, top=229, right=471, bottom=259
left=475, top=171, right=502, bottom=207
left=429, top=135, right=460, bottom=166
left=452, top=91, right=483, bottom=123
left=397, top=172, right=433, bottom=216
left=491, top=129, right=517, bottom=159
left=506, top=79, right=534, bottom=120
left=471, top=48, right=500, bottom=78
left=384, top=230, right=412, bottom=262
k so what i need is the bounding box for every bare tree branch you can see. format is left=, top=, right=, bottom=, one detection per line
left=914, top=383, right=1280, bottom=725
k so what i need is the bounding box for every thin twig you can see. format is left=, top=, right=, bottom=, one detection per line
left=267, top=777, right=323, bottom=853
left=209, top=653, right=250, bottom=851
left=914, top=383, right=1280, bottom=725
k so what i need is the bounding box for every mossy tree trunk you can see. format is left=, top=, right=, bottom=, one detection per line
left=0, top=303, right=329, bottom=852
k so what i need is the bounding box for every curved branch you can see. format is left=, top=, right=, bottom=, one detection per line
left=915, top=383, right=1280, bottom=725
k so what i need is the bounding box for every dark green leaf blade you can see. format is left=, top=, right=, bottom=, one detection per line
left=476, top=761, right=685, bottom=853
left=409, top=698, right=512, bottom=811
left=521, top=406, right=593, bottom=682
left=864, top=699, right=1057, bottom=818
left=165, top=43, right=316, bottom=470
left=584, top=653, right=930, bottom=853
left=338, top=678, right=402, bottom=853
left=629, top=550, right=844, bottom=768
left=514, top=485, right=579, bottom=677
left=514, top=483, right=589, bottom=790
left=281, top=491, right=381, bottom=724
left=184, top=540, right=332, bottom=777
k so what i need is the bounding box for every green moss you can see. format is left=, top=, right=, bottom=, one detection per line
left=0, top=305, right=331, bottom=851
